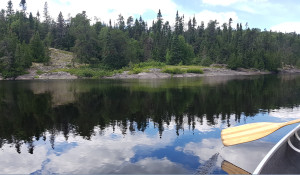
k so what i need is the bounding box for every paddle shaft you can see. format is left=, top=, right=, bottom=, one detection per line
left=221, top=118, right=300, bottom=146
left=285, top=118, right=300, bottom=125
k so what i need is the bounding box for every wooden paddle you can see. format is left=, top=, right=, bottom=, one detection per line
left=221, top=160, right=250, bottom=174
left=221, top=118, right=300, bottom=146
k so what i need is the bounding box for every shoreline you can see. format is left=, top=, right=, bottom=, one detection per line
left=2, top=48, right=299, bottom=80
left=1, top=67, right=300, bottom=80
left=104, top=67, right=271, bottom=79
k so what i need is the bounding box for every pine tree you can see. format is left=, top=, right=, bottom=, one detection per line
left=0, top=10, right=7, bottom=40
left=117, top=14, right=125, bottom=31
left=29, top=12, right=34, bottom=30
left=102, top=30, right=117, bottom=67
left=70, top=12, right=100, bottom=63
left=30, top=32, right=48, bottom=62
left=168, top=35, right=181, bottom=64
left=55, top=12, right=65, bottom=48
left=41, top=2, right=51, bottom=39
left=19, top=0, right=26, bottom=12
left=6, top=0, right=14, bottom=17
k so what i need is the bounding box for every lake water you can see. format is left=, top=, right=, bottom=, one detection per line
left=0, top=75, right=300, bottom=174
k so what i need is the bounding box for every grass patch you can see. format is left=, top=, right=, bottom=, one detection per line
left=162, top=65, right=204, bottom=74
left=126, top=61, right=166, bottom=74
left=186, top=68, right=204, bottom=74
left=133, top=61, right=165, bottom=69
left=54, top=67, right=115, bottom=78
left=51, top=62, right=203, bottom=78
left=162, top=67, right=186, bottom=74
left=128, top=67, right=143, bottom=74
left=36, top=70, right=45, bottom=75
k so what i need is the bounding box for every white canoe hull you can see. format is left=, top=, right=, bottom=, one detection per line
left=254, top=124, right=300, bottom=174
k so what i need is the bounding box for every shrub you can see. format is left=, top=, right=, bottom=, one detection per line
left=186, top=68, right=203, bottom=74
left=129, top=67, right=143, bottom=74
left=36, top=70, right=44, bottom=75
left=162, top=67, right=186, bottom=74
left=134, top=61, right=165, bottom=69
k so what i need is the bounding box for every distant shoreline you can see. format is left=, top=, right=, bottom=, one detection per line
left=1, top=67, right=300, bottom=80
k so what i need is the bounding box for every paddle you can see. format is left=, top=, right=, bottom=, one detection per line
left=221, top=118, right=300, bottom=146
left=221, top=160, right=250, bottom=174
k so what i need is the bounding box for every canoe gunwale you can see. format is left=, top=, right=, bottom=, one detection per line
left=288, top=139, right=300, bottom=153
left=253, top=124, right=300, bottom=174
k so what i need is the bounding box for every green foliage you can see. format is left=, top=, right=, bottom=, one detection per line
left=36, top=70, right=44, bottom=75
left=30, top=32, right=49, bottom=63
left=101, top=28, right=130, bottom=69
left=70, top=12, right=100, bottom=64
left=57, top=67, right=114, bottom=78
left=133, top=61, right=165, bottom=69
left=168, top=35, right=194, bottom=65
left=129, top=67, right=143, bottom=74
left=200, top=57, right=213, bottom=66
left=296, top=60, right=300, bottom=69
left=162, top=67, right=186, bottom=74
left=228, top=53, right=242, bottom=70
left=162, top=66, right=203, bottom=74
left=186, top=67, right=203, bottom=74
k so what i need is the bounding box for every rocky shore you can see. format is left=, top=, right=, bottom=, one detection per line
left=104, top=67, right=270, bottom=79
left=2, top=64, right=300, bottom=80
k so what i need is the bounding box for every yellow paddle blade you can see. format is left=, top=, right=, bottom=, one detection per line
left=221, top=160, right=250, bottom=174
left=221, top=122, right=283, bottom=146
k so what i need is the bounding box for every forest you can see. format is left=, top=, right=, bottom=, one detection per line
left=1, top=0, right=300, bottom=78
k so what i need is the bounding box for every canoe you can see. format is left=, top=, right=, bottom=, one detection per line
left=253, top=124, right=300, bottom=174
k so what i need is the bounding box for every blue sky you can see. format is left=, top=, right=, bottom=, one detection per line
left=1, top=0, right=300, bottom=32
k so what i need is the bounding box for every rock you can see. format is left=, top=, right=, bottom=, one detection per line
left=38, top=72, right=77, bottom=79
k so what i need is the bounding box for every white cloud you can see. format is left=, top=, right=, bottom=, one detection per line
left=202, top=0, right=246, bottom=6
left=0, top=123, right=185, bottom=174
left=182, top=138, right=274, bottom=173
left=269, top=106, right=300, bottom=120
left=0, top=144, right=48, bottom=174
left=270, top=22, right=300, bottom=33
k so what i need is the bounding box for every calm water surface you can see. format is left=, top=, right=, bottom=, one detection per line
left=1, top=75, right=300, bottom=174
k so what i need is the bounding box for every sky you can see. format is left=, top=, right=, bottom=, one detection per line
left=1, top=0, right=300, bottom=33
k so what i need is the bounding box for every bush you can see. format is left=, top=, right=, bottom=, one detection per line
left=134, top=61, right=165, bottom=69
left=186, top=68, right=203, bottom=74
left=129, top=67, right=143, bottom=74
left=56, top=68, right=114, bottom=78
left=201, top=57, right=213, bottom=67
left=36, top=70, right=44, bottom=75
left=162, top=67, right=186, bottom=74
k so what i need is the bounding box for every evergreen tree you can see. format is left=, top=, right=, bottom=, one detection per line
left=30, top=32, right=48, bottom=63
left=126, top=16, right=133, bottom=37
left=117, top=14, right=125, bottom=31
left=55, top=12, right=66, bottom=48
left=70, top=12, right=100, bottom=63
left=6, top=0, right=14, bottom=17
left=19, top=0, right=26, bottom=12
left=102, top=28, right=129, bottom=68
left=41, top=2, right=51, bottom=39
left=0, top=10, right=7, bottom=40
left=0, top=34, right=19, bottom=77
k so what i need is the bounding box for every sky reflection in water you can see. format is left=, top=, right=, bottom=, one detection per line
left=0, top=75, right=300, bottom=174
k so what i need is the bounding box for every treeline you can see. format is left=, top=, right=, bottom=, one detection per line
left=1, top=1, right=300, bottom=78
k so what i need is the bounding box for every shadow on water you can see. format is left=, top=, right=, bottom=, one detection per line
left=0, top=75, right=300, bottom=154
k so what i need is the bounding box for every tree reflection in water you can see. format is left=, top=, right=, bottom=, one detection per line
left=0, top=75, right=300, bottom=154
